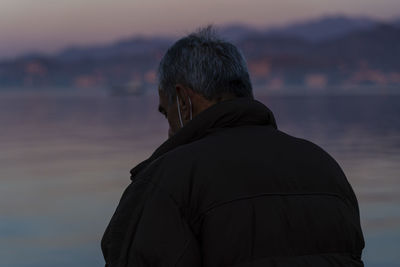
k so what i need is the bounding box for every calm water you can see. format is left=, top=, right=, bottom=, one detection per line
left=0, top=92, right=399, bottom=267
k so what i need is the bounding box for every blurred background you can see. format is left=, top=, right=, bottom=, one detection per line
left=0, top=0, right=399, bottom=266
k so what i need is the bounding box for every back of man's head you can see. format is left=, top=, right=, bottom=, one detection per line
left=158, top=25, right=254, bottom=105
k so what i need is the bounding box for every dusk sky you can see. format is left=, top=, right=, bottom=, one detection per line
left=1, top=0, right=399, bottom=59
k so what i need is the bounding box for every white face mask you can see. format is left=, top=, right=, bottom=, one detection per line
left=176, top=95, right=193, bottom=128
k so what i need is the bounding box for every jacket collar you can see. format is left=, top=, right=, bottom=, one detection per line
left=130, top=97, right=277, bottom=181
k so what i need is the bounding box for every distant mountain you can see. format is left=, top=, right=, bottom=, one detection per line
left=1, top=15, right=399, bottom=93
left=312, top=24, right=400, bottom=69
left=218, top=24, right=261, bottom=41
left=57, top=36, right=173, bottom=62
left=393, top=18, right=400, bottom=27
left=262, top=15, right=378, bottom=42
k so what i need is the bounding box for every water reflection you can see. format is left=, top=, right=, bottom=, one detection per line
left=0, top=92, right=399, bottom=266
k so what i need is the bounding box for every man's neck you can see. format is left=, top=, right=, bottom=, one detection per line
left=194, top=93, right=238, bottom=117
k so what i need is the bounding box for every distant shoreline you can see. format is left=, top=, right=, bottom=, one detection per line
left=0, top=85, right=399, bottom=98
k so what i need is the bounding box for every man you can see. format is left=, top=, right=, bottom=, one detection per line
left=101, top=26, right=364, bottom=267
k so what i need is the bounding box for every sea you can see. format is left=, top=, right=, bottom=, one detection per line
left=0, top=90, right=399, bottom=267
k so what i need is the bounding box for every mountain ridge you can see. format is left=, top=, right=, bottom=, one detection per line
left=1, top=15, right=399, bottom=93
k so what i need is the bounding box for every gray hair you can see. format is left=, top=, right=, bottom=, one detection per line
left=158, top=25, right=253, bottom=105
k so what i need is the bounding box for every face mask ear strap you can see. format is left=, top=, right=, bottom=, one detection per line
left=177, top=94, right=193, bottom=128
left=176, top=95, right=184, bottom=128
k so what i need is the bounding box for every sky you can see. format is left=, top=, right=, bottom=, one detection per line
left=1, top=0, right=399, bottom=59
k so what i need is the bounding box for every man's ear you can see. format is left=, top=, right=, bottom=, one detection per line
left=175, top=84, right=193, bottom=120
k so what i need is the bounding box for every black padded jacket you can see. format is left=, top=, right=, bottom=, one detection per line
left=101, top=97, right=365, bottom=267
